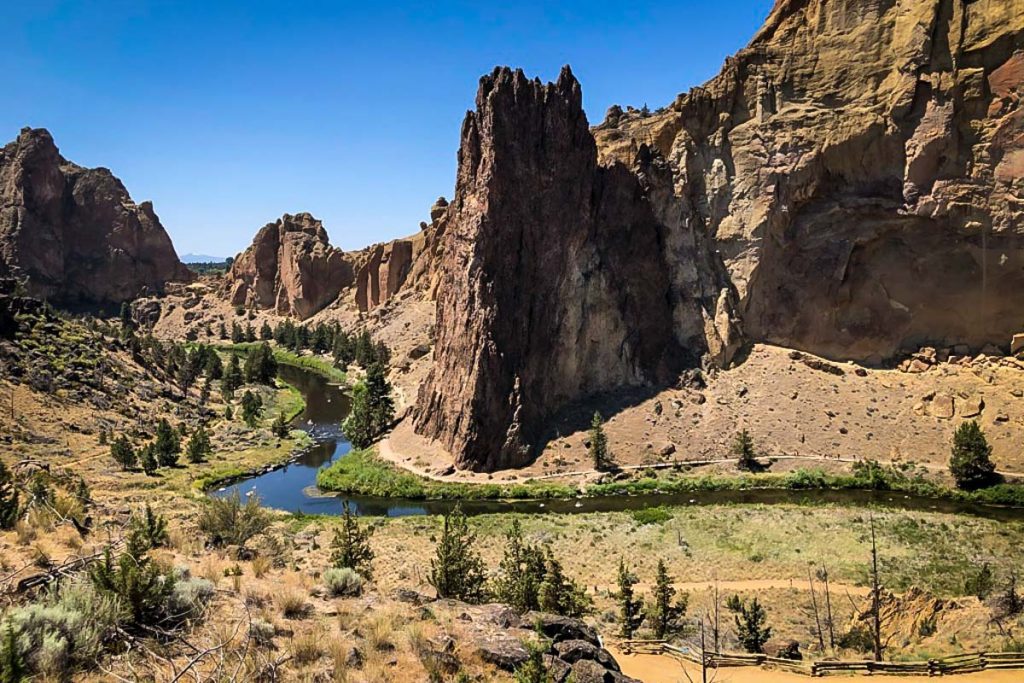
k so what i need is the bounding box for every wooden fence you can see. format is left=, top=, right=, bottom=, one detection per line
left=621, top=640, right=1024, bottom=677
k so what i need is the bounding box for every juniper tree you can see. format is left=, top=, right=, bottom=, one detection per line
left=343, top=383, right=376, bottom=449
left=0, top=621, right=24, bottom=683
left=950, top=420, right=996, bottom=490
left=493, top=519, right=547, bottom=613
left=537, top=550, right=591, bottom=618
left=0, top=459, right=19, bottom=530
left=272, top=412, right=289, bottom=438
left=731, top=596, right=772, bottom=653
left=615, top=558, right=644, bottom=637
left=430, top=504, right=487, bottom=603
left=330, top=501, right=375, bottom=579
left=365, top=361, right=394, bottom=433
left=111, top=435, right=137, bottom=470
left=240, top=391, right=263, bottom=428
left=186, top=424, right=212, bottom=463
left=140, top=444, right=158, bottom=475
left=732, top=429, right=758, bottom=471
left=129, top=503, right=169, bottom=552
left=590, top=412, right=614, bottom=472
left=648, top=559, right=687, bottom=639
left=243, top=343, right=277, bottom=385
left=222, top=354, right=243, bottom=400
left=260, top=320, right=273, bottom=340
left=154, top=418, right=181, bottom=467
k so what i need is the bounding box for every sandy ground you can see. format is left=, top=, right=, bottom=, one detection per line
left=608, top=648, right=1024, bottom=683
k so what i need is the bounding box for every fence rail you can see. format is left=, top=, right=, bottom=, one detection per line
left=620, top=640, right=1024, bottom=677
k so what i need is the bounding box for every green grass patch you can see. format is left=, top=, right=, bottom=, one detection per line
left=316, top=449, right=578, bottom=500
left=630, top=506, right=673, bottom=525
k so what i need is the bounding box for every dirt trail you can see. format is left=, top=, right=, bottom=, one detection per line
left=608, top=648, right=1024, bottom=683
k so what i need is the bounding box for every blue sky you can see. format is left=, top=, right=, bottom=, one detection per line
left=3, top=1, right=773, bottom=257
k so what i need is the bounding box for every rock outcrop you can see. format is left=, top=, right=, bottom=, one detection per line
left=595, top=0, right=1024, bottom=363
left=413, top=0, right=1024, bottom=471
left=354, top=239, right=415, bottom=312
left=414, top=66, right=735, bottom=471
left=226, top=212, right=353, bottom=320
left=0, top=128, right=191, bottom=306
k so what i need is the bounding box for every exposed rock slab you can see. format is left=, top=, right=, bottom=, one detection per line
left=225, top=212, right=352, bottom=320
left=0, top=128, right=191, bottom=305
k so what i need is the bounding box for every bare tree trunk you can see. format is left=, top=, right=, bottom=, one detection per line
left=712, top=578, right=721, bottom=653
left=700, top=619, right=708, bottom=683
left=808, top=565, right=825, bottom=650
left=822, top=564, right=836, bottom=649
left=870, top=515, right=883, bottom=662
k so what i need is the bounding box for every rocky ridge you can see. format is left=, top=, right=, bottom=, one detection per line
left=0, top=127, right=191, bottom=306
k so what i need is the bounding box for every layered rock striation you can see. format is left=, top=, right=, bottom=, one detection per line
left=226, top=212, right=353, bottom=320
left=0, top=128, right=191, bottom=306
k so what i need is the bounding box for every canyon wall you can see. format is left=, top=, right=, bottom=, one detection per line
left=226, top=212, right=353, bottom=320
left=415, top=0, right=1024, bottom=470
left=0, top=128, right=191, bottom=306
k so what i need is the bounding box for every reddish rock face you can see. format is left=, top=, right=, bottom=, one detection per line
left=0, top=128, right=191, bottom=306
left=354, top=239, right=414, bottom=312
left=413, top=67, right=694, bottom=471
left=226, top=213, right=353, bottom=320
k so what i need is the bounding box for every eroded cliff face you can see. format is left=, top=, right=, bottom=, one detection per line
left=595, top=0, right=1024, bottom=363
left=413, top=67, right=736, bottom=471
left=0, top=128, right=191, bottom=306
left=226, top=212, right=353, bottom=320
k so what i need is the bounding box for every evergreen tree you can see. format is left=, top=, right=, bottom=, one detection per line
left=615, top=558, right=644, bottom=637
left=224, top=404, right=234, bottom=421
left=154, top=418, right=181, bottom=467
left=354, top=329, right=376, bottom=368
left=343, top=383, right=376, bottom=449
left=244, top=322, right=256, bottom=343
left=186, top=424, right=212, bottom=463
left=222, top=354, right=243, bottom=400
left=218, top=322, right=228, bottom=340
left=429, top=504, right=487, bottom=603
left=537, top=550, right=591, bottom=618
left=514, top=638, right=552, bottom=683
left=271, top=412, right=289, bottom=438
left=98, top=428, right=108, bottom=446
left=365, top=361, right=395, bottom=432
left=333, top=331, right=355, bottom=367
left=243, top=343, right=277, bottom=385
left=204, top=351, right=223, bottom=380
left=950, top=420, right=996, bottom=490
left=140, top=444, right=158, bottom=475
left=966, top=562, right=995, bottom=600
left=128, top=503, right=169, bottom=551
left=590, top=412, right=613, bottom=472
left=119, top=301, right=135, bottom=332
left=0, top=621, right=24, bottom=683
left=90, top=545, right=175, bottom=629
left=110, top=435, right=137, bottom=470
left=493, top=519, right=547, bottom=613
left=731, top=597, right=772, bottom=653
left=733, top=429, right=758, bottom=471
left=231, top=321, right=244, bottom=343
left=260, top=320, right=273, bottom=340
left=330, top=501, right=375, bottom=579
left=647, top=559, right=687, bottom=639
left=240, top=390, right=263, bottom=427
left=0, top=459, right=19, bottom=530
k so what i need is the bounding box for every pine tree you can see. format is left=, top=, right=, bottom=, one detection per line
left=204, top=351, right=223, bottom=380
left=224, top=404, right=234, bottom=421
left=154, top=418, right=181, bottom=467
left=330, top=501, right=375, bottom=579
left=537, top=550, right=591, bottom=618
left=110, top=435, right=137, bottom=470
left=0, top=459, right=19, bottom=530
left=260, top=320, right=273, bottom=340
left=514, top=638, right=552, bottom=683
left=733, top=429, right=758, bottom=471
left=365, top=361, right=394, bottom=433
left=271, top=412, right=290, bottom=437
left=732, top=597, right=772, bottom=653
left=140, top=444, right=158, bottom=475
left=218, top=322, right=228, bottom=340
left=333, top=331, right=355, bottom=367
left=354, top=330, right=376, bottom=368
left=231, top=321, right=244, bottom=343
left=615, top=558, right=644, bottom=637
left=119, top=300, right=135, bottom=332
left=0, top=620, right=24, bottom=683
left=222, top=354, right=243, bottom=400
left=129, top=503, right=169, bottom=551
left=244, top=322, right=256, bottom=343
left=90, top=546, right=175, bottom=629
left=648, top=559, right=687, bottom=639
left=590, top=412, right=614, bottom=472
left=343, top=383, right=376, bottom=449
left=493, top=519, right=547, bottom=613
left=241, top=391, right=263, bottom=428
left=243, top=343, right=277, bottom=385
left=430, top=504, right=487, bottom=603
left=950, top=420, right=996, bottom=490
left=186, top=424, right=212, bottom=463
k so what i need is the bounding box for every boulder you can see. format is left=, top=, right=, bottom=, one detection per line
left=929, top=394, right=955, bottom=420
left=961, top=397, right=985, bottom=418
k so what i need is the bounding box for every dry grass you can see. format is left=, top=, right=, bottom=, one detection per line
left=278, top=590, right=311, bottom=619
left=290, top=628, right=325, bottom=665
left=251, top=554, right=272, bottom=578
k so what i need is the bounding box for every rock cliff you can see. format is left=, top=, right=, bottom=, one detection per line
left=0, top=128, right=191, bottom=306
left=595, top=0, right=1024, bottom=363
left=226, top=212, right=353, bottom=320
left=414, top=0, right=1024, bottom=470
left=413, top=66, right=734, bottom=471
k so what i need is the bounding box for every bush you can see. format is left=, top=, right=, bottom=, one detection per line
left=198, top=492, right=272, bottom=548
left=166, top=578, right=215, bottom=621
left=330, top=502, right=374, bottom=578
left=631, top=507, right=672, bottom=525
left=324, top=567, right=363, bottom=597
left=429, top=505, right=487, bottom=603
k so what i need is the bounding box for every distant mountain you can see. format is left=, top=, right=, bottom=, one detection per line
left=180, top=253, right=228, bottom=264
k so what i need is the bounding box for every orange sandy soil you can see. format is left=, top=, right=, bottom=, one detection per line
left=608, top=648, right=1024, bottom=683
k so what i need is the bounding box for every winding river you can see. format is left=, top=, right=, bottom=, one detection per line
left=214, top=364, right=1024, bottom=521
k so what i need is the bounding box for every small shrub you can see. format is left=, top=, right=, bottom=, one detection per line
left=278, top=592, right=310, bottom=619
left=290, top=630, right=324, bottom=665
left=198, top=492, right=271, bottom=548
left=324, top=567, right=364, bottom=598
left=249, top=618, right=276, bottom=648
left=166, top=578, right=215, bottom=622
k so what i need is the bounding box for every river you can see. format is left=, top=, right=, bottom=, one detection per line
left=213, top=364, right=1024, bottom=521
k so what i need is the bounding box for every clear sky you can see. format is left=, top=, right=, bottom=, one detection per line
left=3, top=1, right=774, bottom=257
